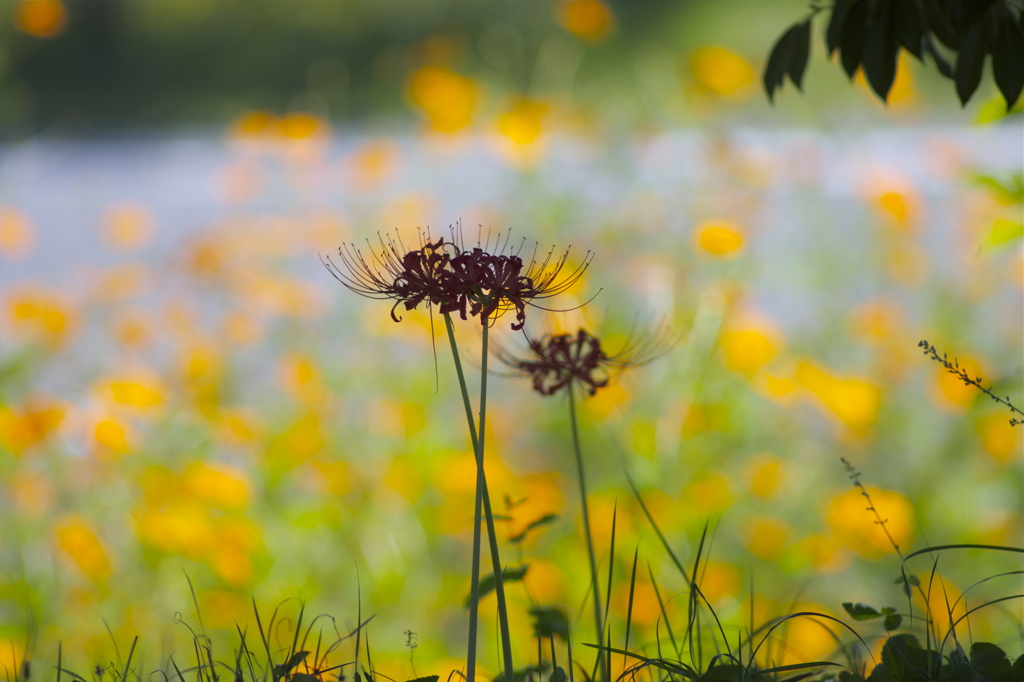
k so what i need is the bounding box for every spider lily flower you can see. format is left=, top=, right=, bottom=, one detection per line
left=322, top=226, right=592, bottom=330
left=495, top=326, right=675, bottom=396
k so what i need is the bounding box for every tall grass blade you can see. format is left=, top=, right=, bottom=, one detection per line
left=119, top=636, right=138, bottom=682
left=622, top=546, right=639, bottom=677
left=627, top=474, right=691, bottom=584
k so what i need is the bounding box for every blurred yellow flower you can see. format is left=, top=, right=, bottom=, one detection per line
left=94, top=417, right=132, bottom=455
left=0, top=206, right=34, bottom=258
left=105, top=379, right=164, bottom=409
left=101, top=204, right=155, bottom=251
left=614, top=579, right=667, bottom=626
left=792, top=533, right=848, bottom=573
left=0, top=399, right=64, bottom=455
left=136, top=502, right=216, bottom=557
left=681, top=403, right=729, bottom=438
left=311, top=459, right=352, bottom=496
left=777, top=607, right=839, bottom=666
left=278, top=353, right=324, bottom=403
left=584, top=380, right=629, bottom=419
left=696, top=560, right=741, bottom=603
left=6, top=289, right=71, bottom=345
left=200, top=590, right=251, bottom=630
left=384, top=455, right=424, bottom=502
left=932, top=354, right=985, bottom=411
left=855, top=53, right=916, bottom=107
left=348, top=140, right=398, bottom=190
left=56, top=517, right=112, bottom=582
left=694, top=220, right=744, bottom=257
left=794, top=361, right=882, bottom=435
left=684, top=473, right=732, bottom=515
left=0, top=639, right=25, bottom=679
left=827, top=486, right=913, bottom=558
left=278, top=113, right=330, bottom=140
left=524, top=558, right=566, bottom=603
left=213, top=547, right=253, bottom=586
left=498, top=100, right=549, bottom=145
left=719, top=328, right=778, bottom=376
left=877, top=191, right=911, bottom=223
left=14, top=0, right=67, bottom=38
left=746, top=453, right=784, bottom=500
left=267, top=413, right=324, bottom=467
left=975, top=413, right=1022, bottom=464
left=849, top=300, right=902, bottom=344
left=690, top=46, right=755, bottom=97
left=555, top=0, right=614, bottom=42
left=407, top=66, right=478, bottom=133
left=744, top=516, right=790, bottom=560
left=230, top=110, right=277, bottom=139
left=184, top=462, right=249, bottom=510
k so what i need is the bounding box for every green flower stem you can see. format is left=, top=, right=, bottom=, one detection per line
left=443, top=313, right=514, bottom=682
left=568, top=383, right=607, bottom=682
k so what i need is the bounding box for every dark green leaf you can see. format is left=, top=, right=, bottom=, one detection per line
left=764, top=22, right=803, bottom=103
left=991, top=17, right=1024, bottom=109
left=274, top=651, right=308, bottom=676
left=464, top=564, right=529, bottom=607
left=1012, top=655, right=1024, bottom=682
left=880, top=634, right=936, bottom=682
left=971, top=642, right=1012, bottom=682
left=408, top=676, right=440, bottom=682
left=788, top=20, right=812, bottom=90
left=925, top=3, right=958, bottom=49
left=924, top=38, right=954, bottom=79
left=883, top=613, right=901, bottom=631
left=957, top=0, right=998, bottom=31
left=698, top=663, right=745, bottom=682
left=955, top=19, right=990, bottom=105
left=842, top=602, right=883, bottom=620
left=840, top=0, right=869, bottom=78
left=862, top=0, right=899, bottom=101
left=529, top=606, right=569, bottom=641
left=292, top=676, right=321, bottom=682
left=827, top=0, right=857, bottom=55
left=548, top=667, right=566, bottom=682
left=892, top=1, right=925, bottom=58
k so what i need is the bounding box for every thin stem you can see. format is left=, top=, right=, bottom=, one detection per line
left=568, top=383, right=607, bottom=682
left=444, top=314, right=514, bottom=682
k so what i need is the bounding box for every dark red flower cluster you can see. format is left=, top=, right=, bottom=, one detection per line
left=496, top=326, right=675, bottom=397
left=323, top=229, right=590, bottom=330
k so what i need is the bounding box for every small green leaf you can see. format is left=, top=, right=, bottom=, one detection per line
left=408, top=676, right=440, bottom=682
left=548, top=667, right=566, bottom=682
left=274, top=651, right=308, bottom=676
left=883, top=613, right=901, bottom=631
left=465, top=564, right=529, bottom=607
left=984, top=219, right=1024, bottom=248
left=842, top=602, right=883, bottom=620
left=971, top=642, right=1012, bottom=681
left=509, top=514, right=559, bottom=544
left=529, top=606, right=570, bottom=641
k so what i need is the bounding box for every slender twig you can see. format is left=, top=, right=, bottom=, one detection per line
left=840, top=458, right=904, bottom=559
left=918, top=340, right=1023, bottom=425
left=568, top=383, right=608, bottom=682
